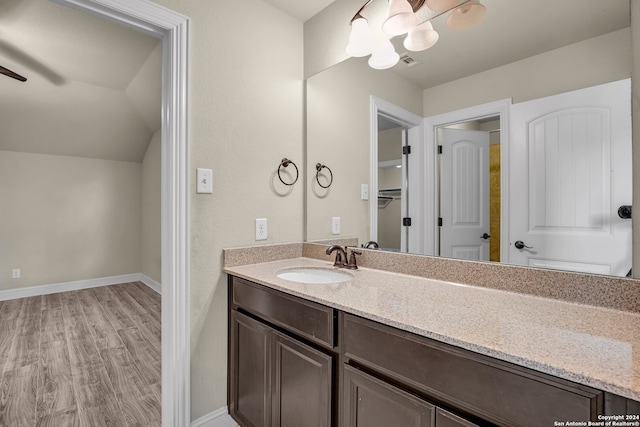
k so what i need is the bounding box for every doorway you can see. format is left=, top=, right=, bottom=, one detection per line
left=423, top=99, right=511, bottom=259
left=370, top=97, right=423, bottom=253
left=377, top=118, right=405, bottom=251
left=437, top=118, right=500, bottom=262
left=51, top=0, right=191, bottom=425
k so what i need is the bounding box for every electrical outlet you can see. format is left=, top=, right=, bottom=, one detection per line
left=332, top=217, right=341, bottom=235
left=12, top=269, right=20, bottom=279
left=255, top=218, right=267, bottom=241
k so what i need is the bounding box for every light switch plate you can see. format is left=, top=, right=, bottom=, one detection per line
left=361, top=184, right=369, bottom=200
left=196, top=168, right=213, bottom=194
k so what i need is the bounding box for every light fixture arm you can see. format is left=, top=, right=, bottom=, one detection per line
left=350, top=0, right=375, bottom=23
left=350, top=0, right=427, bottom=23
left=350, top=0, right=473, bottom=25
left=345, top=0, right=484, bottom=70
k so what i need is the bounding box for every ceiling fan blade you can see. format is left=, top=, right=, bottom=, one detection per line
left=0, top=65, right=26, bottom=82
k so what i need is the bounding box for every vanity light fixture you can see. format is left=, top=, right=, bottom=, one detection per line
left=345, top=0, right=486, bottom=69
left=446, top=0, right=486, bottom=30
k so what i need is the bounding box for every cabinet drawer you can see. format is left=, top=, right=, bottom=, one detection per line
left=231, top=276, right=335, bottom=349
left=342, top=314, right=602, bottom=427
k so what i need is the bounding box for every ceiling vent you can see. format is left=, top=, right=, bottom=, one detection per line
left=399, top=52, right=423, bottom=68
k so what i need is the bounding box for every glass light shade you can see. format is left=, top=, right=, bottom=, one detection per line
left=426, top=0, right=460, bottom=12
left=368, top=39, right=400, bottom=70
left=403, top=21, right=439, bottom=51
left=345, top=17, right=374, bottom=57
left=447, top=0, right=486, bottom=30
left=382, top=0, right=419, bottom=36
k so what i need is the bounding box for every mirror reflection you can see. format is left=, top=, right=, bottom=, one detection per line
left=305, top=0, right=633, bottom=277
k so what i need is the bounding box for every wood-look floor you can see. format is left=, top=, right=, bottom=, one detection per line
left=0, top=282, right=161, bottom=427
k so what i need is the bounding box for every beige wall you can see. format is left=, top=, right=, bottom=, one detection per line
left=422, top=29, right=631, bottom=116
left=304, top=0, right=368, bottom=78
left=149, top=0, right=304, bottom=419
left=141, top=130, right=161, bottom=283
left=307, top=57, right=422, bottom=244
left=0, top=150, right=141, bottom=289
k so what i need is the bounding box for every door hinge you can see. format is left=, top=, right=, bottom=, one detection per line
left=403, top=146, right=411, bottom=155
left=438, top=217, right=443, bottom=226
left=438, top=146, right=443, bottom=154
left=402, top=217, right=412, bottom=226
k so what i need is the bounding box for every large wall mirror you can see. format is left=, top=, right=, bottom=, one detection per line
left=305, top=0, right=634, bottom=278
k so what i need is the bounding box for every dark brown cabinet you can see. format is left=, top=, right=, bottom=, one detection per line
left=342, top=365, right=435, bottom=427
left=230, top=311, right=271, bottom=427
left=228, top=275, right=639, bottom=427
left=229, top=277, right=335, bottom=427
left=341, top=312, right=603, bottom=427
left=272, top=331, right=332, bottom=427
left=435, top=408, right=480, bottom=427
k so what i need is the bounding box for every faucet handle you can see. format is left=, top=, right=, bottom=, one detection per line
left=345, top=248, right=362, bottom=270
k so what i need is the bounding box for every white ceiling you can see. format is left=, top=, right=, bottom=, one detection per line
left=389, top=0, right=631, bottom=89
left=0, top=0, right=630, bottom=162
left=299, top=0, right=630, bottom=89
left=0, top=0, right=161, bottom=162
left=262, top=0, right=336, bottom=22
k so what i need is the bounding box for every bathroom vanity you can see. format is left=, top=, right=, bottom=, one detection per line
left=225, top=249, right=640, bottom=427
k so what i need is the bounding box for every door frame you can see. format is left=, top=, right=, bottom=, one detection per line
left=370, top=96, right=423, bottom=252
left=423, top=99, right=511, bottom=259
left=51, top=0, right=191, bottom=425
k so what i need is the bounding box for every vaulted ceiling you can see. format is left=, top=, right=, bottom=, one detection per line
left=0, top=0, right=631, bottom=163
left=0, top=0, right=161, bottom=162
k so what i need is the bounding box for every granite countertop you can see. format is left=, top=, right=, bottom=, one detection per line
left=224, top=256, right=640, bottom=402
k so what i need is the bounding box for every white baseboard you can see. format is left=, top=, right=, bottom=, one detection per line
left=0, top=273, right=163, bottom=301
left=138, top=273, right=162, bottom=294
left=191, top=407, right=236, bottom=427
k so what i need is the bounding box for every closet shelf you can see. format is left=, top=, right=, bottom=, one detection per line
left=378, top=188, right=401, bottom=209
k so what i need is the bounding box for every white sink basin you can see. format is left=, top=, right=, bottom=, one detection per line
left=276, top=268, right=353, bottom=284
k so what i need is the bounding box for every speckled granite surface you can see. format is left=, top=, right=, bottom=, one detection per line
left=223, top=242, right=302, bottom=268
left=303, top=243, right=640, bottom=313
left=223, top=252, right=640, bottom=401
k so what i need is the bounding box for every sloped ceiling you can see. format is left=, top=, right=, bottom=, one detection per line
left=262, top=0, right=336, bottom=22
left=0, top=0, right=161, bottom=162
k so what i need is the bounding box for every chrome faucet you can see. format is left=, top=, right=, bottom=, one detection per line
left=326, top=245, right=347, bottom=267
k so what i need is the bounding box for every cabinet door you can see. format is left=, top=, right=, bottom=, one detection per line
left=230, top=311, right=271, bottom=427
left=342, top=365, right=435, bottom=427
left=436, top=408, right=479, bottom=427
left=272, top=331, right=332, bottom=427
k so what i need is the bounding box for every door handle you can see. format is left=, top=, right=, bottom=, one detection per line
left=618, top=205, right=632, bottom=219
left=481, top=233, right=490, bottom=240
left=514, top=240, right=533, bottom=250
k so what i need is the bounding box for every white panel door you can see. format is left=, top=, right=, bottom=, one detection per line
left=509, top=79, right=632, bottom=276
left=440, top=128, right=490, bottom=261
